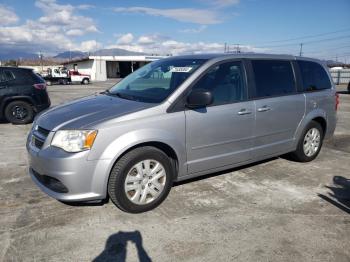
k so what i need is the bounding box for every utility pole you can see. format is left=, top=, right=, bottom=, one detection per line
left=224, top=42, right=227, bottom=53
left=299, top=43, right=303, bottom=57
left=235, top=44, right=241, bottom=53
left=38, top=51, right=43, bottom=72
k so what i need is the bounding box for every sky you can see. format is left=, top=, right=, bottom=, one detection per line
left=0, top=0, right=349, bottom=62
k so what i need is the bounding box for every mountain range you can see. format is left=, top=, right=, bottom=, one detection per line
left=0, top=48, right=147, bottom=61
left=0, top=48, right=343, bottom=66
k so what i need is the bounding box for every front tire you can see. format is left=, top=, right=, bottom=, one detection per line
left=289, top=121, right=324, bottom=162
left=4, top=101, right=34, bottom=124
left=82, top=78, right=89, bottom=85
left=108, top=146, right=174, bottom=213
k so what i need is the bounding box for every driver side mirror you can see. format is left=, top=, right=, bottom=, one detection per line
left=186, top=89, right=213, bottom=109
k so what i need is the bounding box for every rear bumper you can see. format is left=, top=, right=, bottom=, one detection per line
left=34, top=101, right=50, bottom=113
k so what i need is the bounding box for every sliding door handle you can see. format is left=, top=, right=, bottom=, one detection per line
left=237, top=109, right=252, bottom=115
left=257, top=106, right=271, bottom=112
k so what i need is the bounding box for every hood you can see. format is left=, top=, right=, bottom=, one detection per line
left=36, top=93, right=153, bottom=131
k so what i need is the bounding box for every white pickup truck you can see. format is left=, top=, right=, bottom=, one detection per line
left=43, top=67, right=90, bottom=85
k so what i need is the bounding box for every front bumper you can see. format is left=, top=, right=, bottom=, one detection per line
left=27, top=132, right=111, bottom=202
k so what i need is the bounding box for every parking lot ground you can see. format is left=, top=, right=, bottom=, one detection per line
left=0, top=82, right=349, bottom=262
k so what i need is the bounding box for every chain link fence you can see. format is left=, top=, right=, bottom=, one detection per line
left=330, top=69, right=350, bottom=85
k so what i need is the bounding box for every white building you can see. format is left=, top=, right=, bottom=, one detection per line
left=63, top=55, right=165, bottom=81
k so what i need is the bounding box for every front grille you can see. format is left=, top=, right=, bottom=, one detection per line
left=32, top=126, right=50, bottom=149
left=33, top=136, right=44, bottom=148
left=37, top=126, right=50, bottom=136
left=31, top=168, right=68, bottom=193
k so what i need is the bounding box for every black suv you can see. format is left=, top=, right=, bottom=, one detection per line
left=0, top=67, right=50, bottom=124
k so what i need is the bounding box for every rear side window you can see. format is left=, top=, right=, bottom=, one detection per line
left=251, top=60, right=296, bottom=98
left=297, top=60, right=332, bottom=91
left=0, top=70, right=16, bottom=82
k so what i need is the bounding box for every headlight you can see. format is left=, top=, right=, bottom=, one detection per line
left=51, top=130, right=97, bottom=153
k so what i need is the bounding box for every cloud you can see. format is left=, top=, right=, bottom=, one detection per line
left=179, top=25, right=207, bottom=33
left=116, top=33, right=134, bottom=44
left=113, top=7, right=221, bottom=25
left=0, top=0, right=99, bottom=54
left=66, top=29, right=84, bottom=36
left=79, top=40, right=102, bottom=52
left=0, top=5, right=19, bottom=25
left=137, top=34, right=169, bottom=45
left=35, top=0, right=98, bottom=33
left=108, top=34, right=214, bottom=55
left=107, top=32, right=266, bottom=55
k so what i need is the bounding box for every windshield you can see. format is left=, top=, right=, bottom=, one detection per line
left=108, top=58, right=207, bottom=103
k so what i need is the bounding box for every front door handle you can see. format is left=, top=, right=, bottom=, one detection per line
left=257, top=106, right=271, bottom=112
left=238, top=109, right=252, bottom=115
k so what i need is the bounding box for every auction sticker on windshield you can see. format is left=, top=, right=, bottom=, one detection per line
left=170, top=67, right=193, bottom=73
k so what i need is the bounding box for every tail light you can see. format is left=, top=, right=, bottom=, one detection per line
left=335, top=93, right=339, bottom=111
left=33, top=83, right=47, bottom=90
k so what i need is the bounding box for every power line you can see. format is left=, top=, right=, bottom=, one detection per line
left=305, top=45, right=350, bottom=54
left=256, top=35, right=350, bottom=48
left=304, top=44, right=350, bottom=54
left=255, top=27, right=350, bottom=44
left=317, top=52, right=350, bottom=59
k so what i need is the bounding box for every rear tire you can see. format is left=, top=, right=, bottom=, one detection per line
left=4, top=101, right=34, bottom=125
left=347, top=81, right=350, bottom=93
left=108, top=146, right=174, bottom=213
left=289, top=121, right=324, bottom=162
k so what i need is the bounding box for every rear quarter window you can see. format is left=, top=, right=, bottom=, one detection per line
left=297, top=60, right=332, bottom=91
left=251, top=60, right=296, bottom=98
left=31, top=72, right=45, bottom=83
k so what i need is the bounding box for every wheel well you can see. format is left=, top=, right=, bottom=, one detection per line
left=312, top=117, right=327, bottom=134
left=112, top=142, right=179, bottom=179
left=2, top=98, right=33, bottom=113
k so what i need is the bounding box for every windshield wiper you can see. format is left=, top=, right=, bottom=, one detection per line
left=104, top=90, right=139, bottom=101
left=101, top=89, right=111, bottom=95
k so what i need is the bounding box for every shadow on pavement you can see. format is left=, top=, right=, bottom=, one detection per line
left=93, top=230, right=152, bottom=262
left=337, top=91, right=350, bottom=95
left=318, top=176, right=350, bottom=214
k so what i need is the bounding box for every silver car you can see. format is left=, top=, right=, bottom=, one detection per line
left=27, top=54, right=337, bottom=213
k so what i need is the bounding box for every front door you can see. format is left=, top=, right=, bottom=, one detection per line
left=185, top=60, right=254, bottom=174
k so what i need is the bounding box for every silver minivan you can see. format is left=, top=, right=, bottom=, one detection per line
left=27, top=54, right=338, bottom=213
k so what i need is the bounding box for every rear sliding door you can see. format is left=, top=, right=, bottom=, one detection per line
left=249, top=60, right=305, bottom=158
